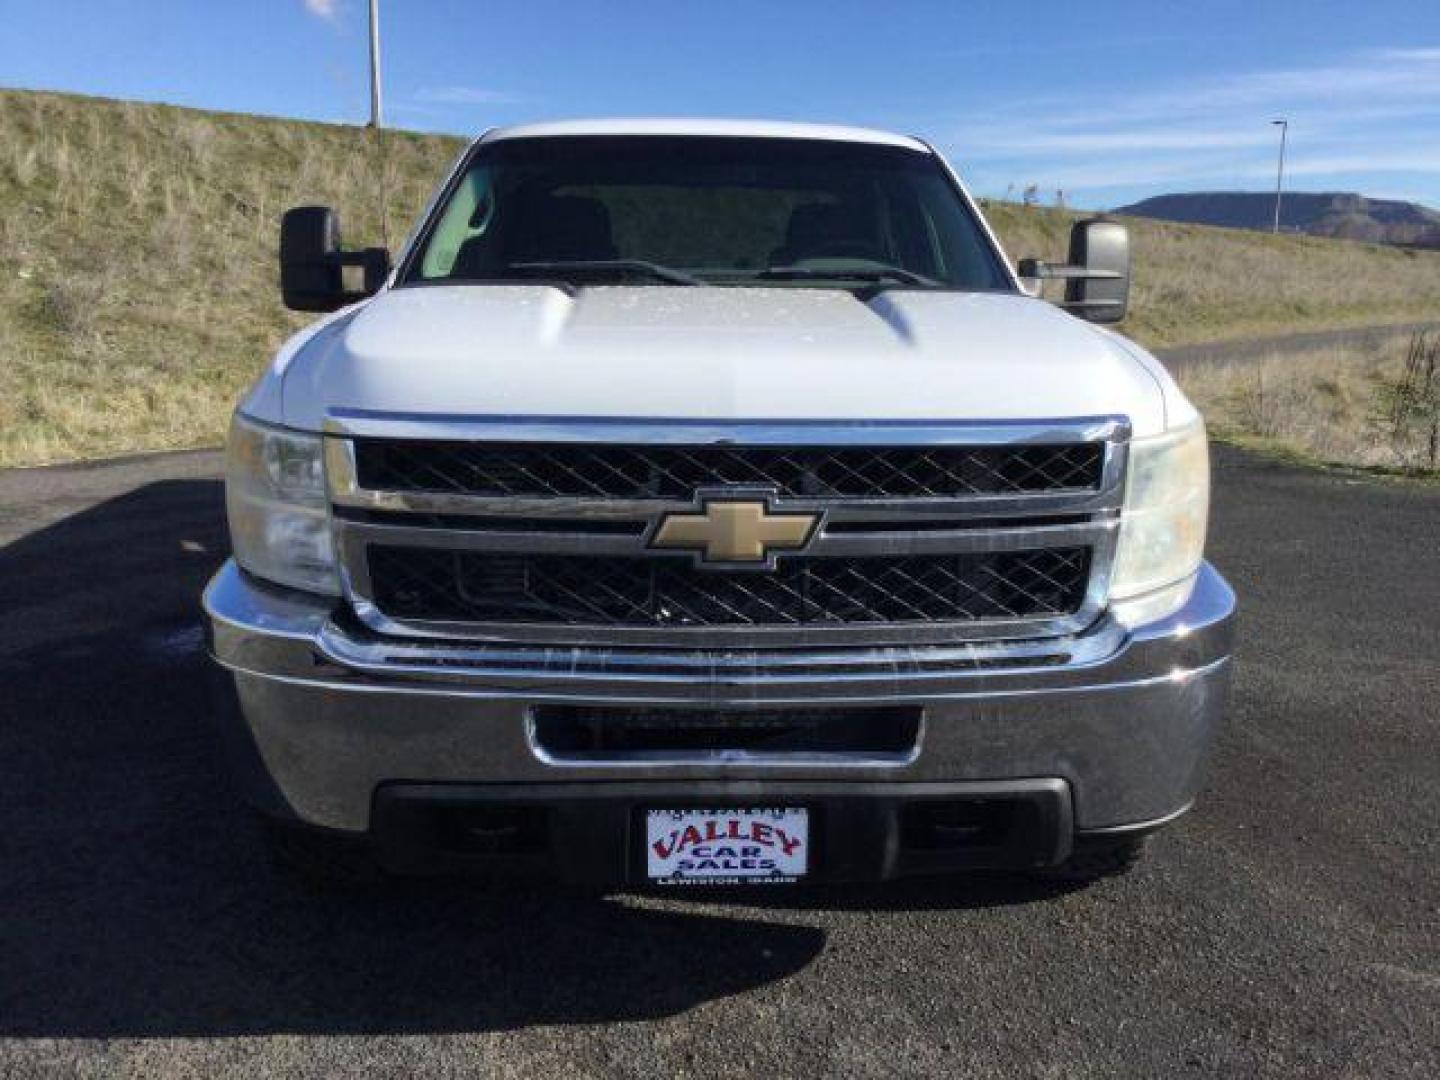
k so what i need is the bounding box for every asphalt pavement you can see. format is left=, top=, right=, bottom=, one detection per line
left=1156, top=319, right=1440, bottom=373
left=0, top=439, right=1436, bottom=1077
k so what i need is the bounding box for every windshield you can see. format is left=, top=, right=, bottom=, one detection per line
left=403, top=135, right=1013, bottom=292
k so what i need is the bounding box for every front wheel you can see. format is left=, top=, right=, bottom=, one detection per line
left=1032, top=835, right=1147, bottom=884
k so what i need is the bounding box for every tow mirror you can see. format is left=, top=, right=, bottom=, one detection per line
left=1017, top=218, right=1130, bottom=324
left=279, top=206, right=391, bottom=312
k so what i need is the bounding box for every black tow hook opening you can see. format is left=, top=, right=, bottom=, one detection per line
left=433, top=805, right=549, bottom=856
left=901, top=799, right=1015, bottom=851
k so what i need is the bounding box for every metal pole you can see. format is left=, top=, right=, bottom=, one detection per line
left=1271, top=119, right=1287, bottom=234
left=367, top=0, right=383, bottom=129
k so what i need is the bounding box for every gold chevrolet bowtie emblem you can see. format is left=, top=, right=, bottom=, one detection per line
left=650, top=500, right=819, bottom=565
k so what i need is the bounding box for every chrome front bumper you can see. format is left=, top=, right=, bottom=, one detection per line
left=204, top=560, right=1235, bottom=836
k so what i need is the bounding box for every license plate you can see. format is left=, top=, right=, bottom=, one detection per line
left=645, top=807, right=809, bottom=884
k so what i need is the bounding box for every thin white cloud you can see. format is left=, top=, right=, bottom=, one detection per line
left=943, top=45, right=1440, bottom=205
left=1283, top=152, right=1440, bottom=177
left=961, top=128, right=1278, bottom=155
left=413, top=86, right=525, bottom=106
left=302, top=0, right=340, bottom=19
left=386, top=102, right=444, bottom=118
left=964, top=152, right=1264, bottom=194
left=965, top=48, right=1440, bottom=139
left=1371, top=47, right=1440, bottom=63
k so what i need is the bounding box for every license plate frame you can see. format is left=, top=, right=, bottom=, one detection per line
left=644, top=807, right=809, bottom=885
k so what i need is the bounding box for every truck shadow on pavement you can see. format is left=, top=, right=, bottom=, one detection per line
left=0, top=478, right=1058, bottom=1039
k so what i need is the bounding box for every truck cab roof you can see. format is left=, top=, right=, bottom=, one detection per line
left=477, top=118, right=931, bottom=153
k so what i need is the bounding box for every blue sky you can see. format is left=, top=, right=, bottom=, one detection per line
left=3, top=0, right=1438, bottom=209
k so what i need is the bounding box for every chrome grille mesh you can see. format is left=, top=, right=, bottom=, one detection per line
left=368, top=547, right=1090, bottom=628
left=352, top=440, right=1105, bottom=500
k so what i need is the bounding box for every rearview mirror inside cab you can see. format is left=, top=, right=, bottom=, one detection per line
left=279, top=205, right=391, bottom=312
left=1018, top=218, right=1131, bottom=324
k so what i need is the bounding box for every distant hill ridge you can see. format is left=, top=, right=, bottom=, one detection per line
left=1116, top=191, right=1440, bottom=248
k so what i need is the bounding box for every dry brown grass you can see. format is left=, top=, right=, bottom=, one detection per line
left=982, top=201, right=1440, bottom=348
left=1176, top=331, right=1438, bottom=473
left=0, top=89, right=459, bottom=466
left=5, top=87, right=1440, bottom=467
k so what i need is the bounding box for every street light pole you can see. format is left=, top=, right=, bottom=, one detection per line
left=366, top=0, right=389, bottom=247
left=367, top=0, right=383, bottom=129
left=1271, top=118, right=1288, bottom=234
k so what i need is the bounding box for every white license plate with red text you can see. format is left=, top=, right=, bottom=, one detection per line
left=645, top=808, right=809, bottom=884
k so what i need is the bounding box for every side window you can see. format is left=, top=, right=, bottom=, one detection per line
left=880, top=184, right=939, bottom=278
left=917, top=174, right=1006, bottom=289
left=911, top=200, right=947, bottom=279
left=419, top=166, right=494, bottom=278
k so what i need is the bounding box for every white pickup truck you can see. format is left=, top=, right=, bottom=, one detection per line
left=204, top=119, right=1234, bottom=887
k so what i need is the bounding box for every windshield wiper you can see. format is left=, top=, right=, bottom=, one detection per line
left=755, top=265, right=945, bottom=288
left=506, top=259, right=706, bottom=286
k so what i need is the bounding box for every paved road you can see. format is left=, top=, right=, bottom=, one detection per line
left=1, top=444, right=1437, bottom=1078
left=1155, top=320, right=1440, bottom=373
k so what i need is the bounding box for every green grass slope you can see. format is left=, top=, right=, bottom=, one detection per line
left=4, top=88, right=1440, bottom=466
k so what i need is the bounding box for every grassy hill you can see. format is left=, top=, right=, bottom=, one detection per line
left=982, top=200, right=1440, bottom=345
left=2, top=90, right=457, bottom=466
left=5, top=88, right=1440, bottom=466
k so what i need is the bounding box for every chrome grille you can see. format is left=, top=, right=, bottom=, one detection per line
left=368, top=547, right=1090, bottom=627
left=352, top=440, right=1105, bottom=500
left=327, top=415, right=1129, bottom=647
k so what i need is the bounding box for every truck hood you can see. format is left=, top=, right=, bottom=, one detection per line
left=267, top=285, right=1177, bottom=437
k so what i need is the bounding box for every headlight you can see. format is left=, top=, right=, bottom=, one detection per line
left=1111, top=419, right=1209, bottom=605
left=225, top=413, right=339, bottom=595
